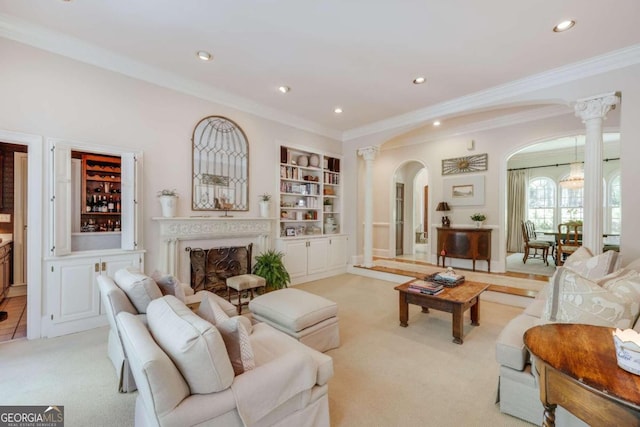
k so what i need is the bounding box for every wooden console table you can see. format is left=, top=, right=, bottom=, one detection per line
left=436, top=227, right=491, bottom=272
left=524, top=324, right=640, bottom=427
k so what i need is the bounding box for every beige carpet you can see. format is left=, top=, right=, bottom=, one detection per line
left=506, top=253, right=556, bottom=277
left=0, top=274, right=531, bottom=427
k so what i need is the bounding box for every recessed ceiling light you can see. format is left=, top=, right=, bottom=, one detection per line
left=334, top=107, right=343, bottom=114
left=278, top=86, right=291, bottom=94
left=433, top=120, right=441, bottom=127
left=196, top=50, right=213, bottom=61
left=413, top=76, right=426, bottom=85
left=553, top=19, right=576, bottom=32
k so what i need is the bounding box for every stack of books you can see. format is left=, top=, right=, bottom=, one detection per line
left=425, top=270, right=465, bottom=287
left=407, top=280, right=444, bottom=295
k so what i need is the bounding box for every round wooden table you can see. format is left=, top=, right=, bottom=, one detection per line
left=524, top=324, right=640, bottom=427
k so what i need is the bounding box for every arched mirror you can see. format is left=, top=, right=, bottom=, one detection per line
left=192, top=116, right=249, bottom=212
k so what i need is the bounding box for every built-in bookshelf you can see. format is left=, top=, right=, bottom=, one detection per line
left=278, top=145, right=342, bottom=238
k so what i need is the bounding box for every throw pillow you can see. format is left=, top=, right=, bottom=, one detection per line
left=114, top=267, right=163, bottom=313
left=563, top=248, right=619, bottom=280
left=601, top=270, right=640, bottom=308
left=150, top=270, right=186, bottom=302
left=216, top=316, right=255, bottom=375
left=147, top=296, right=234, bottom=394
left=197, top=293, right=232, bottom=326
left=542, top=267, right=640, bottom=329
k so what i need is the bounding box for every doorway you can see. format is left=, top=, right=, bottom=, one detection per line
left=395, top=183, right=404, bottom=256
left=391, top=161, right=429, bottom=261
left=0, top=143, right=28, bottom=342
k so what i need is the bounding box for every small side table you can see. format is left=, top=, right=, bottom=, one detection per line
left=524, top=324, right=640, bottom=427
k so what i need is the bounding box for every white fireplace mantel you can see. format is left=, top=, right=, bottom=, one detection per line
left=152, top=216, right=275, bottom=277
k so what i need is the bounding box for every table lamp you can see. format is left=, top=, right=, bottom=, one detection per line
left=436, top=202, right=451, bottom=227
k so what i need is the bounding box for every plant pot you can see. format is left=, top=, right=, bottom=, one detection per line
left=324, top=205, right=332, bottom=212
left=475, top=221, right=483, bottom=228
left=159, top=195, right=178, bottom=218
left=259, top=201, right=270, bottom=218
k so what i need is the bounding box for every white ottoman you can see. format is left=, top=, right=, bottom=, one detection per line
left=249, top=288, right=340, bottom=353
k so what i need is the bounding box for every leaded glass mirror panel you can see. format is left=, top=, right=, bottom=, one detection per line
left=192, top=116, right=249, bottom=211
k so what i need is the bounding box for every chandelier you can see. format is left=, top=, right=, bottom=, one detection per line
left=559, top=138, right=584, bottom=189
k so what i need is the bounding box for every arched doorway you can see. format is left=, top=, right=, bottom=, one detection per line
left=391, top=160, right=429, bottom=261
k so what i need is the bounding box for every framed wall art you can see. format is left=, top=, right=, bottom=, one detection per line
left=441, top=153, right=488, bottom=175
left=443, top=175, right=485, bottom=206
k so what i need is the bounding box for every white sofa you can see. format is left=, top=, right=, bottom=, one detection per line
left=98, top=268, right=237, bottom=392
left=117, top=294, right=333, bottom=427
left=495, top=248, right=640, bottom=426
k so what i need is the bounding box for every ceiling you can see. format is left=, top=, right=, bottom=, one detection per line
left=1, top=1, right=640, bottom=139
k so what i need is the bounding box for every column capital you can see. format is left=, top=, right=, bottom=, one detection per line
left=357, top=145, right=380, bottom=161
left=574, top=92, right=620, bottom=122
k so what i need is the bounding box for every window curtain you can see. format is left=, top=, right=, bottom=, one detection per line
left=507, top=169, right=528, bottom=253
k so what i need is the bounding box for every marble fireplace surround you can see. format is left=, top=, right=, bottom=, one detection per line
left=152, top=217, right=274, bottom=282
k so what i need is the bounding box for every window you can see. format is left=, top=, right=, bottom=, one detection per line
left=527, top=177, right=555, bottom=231
left=559, top=181, right=583, bottom=224
left=608, top=174, right=621, bottom=234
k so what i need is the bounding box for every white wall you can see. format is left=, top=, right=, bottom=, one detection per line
left=0, top=38, right=341, bottom=282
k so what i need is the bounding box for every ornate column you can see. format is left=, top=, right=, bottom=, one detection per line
left=574, top=92, right=619, bottom=254
left=357, top=146, right=379, bottom=267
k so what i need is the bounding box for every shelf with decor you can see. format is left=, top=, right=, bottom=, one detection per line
left=278, top=145, right=342, bottom=239
left=276, top=145, right=346, bottom=285
left=77, top=153, right=123, bottom=233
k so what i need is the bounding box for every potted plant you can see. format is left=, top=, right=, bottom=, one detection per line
left=470, top=213, right=486, bottom=228
left=252, top=250, right=291, bottom=291
left=323, top=198, right=332, bottom=212
left=259, top=193, right=271, bottom=218
left=157, top=189, right=178, bottom=217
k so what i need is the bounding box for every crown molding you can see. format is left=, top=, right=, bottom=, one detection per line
left=1, top=13, right=638, bottom=143
left=343, top=44, right=640, bottom=141
left=0, top=13, right=341, bottom=141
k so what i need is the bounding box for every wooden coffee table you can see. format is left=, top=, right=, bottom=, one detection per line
left=524, top=324, right=640, bottom=427
left=394, top=279, right=489, bottom=344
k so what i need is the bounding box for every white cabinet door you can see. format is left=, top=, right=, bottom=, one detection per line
left=307, top=238, right=328, bottom=275
left=281, top=240, right=308, bottom=279
left=49, top=257, right=100, bottom=324
left=327, top=235, right=347, bottom=270
left=48, top=251, right=144, bottom=324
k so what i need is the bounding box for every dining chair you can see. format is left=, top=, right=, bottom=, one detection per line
left=557, top=223, right=582, bottom=265
left=521, top=220, right=551, bottom=266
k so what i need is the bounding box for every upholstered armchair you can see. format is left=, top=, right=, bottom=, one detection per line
left=117, top=294, right=332, bottom=427
left=98, top=268, right=237, bottom=392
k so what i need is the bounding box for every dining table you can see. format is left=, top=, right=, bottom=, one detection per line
left=540, top=232, right=620, bottom=265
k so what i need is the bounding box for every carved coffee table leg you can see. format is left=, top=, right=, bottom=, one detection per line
left=452, top=304, right=464, bottom=344
left=542, top=403, right=556, bottom=427
left=399, top=292, right=408, bottom=327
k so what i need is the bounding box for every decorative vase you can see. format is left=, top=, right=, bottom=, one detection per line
left=475, top=221, right=483, bottom=228
left=309, top=154, right=320, bottom=167
left=259, top=201, right=270, bottom=218
left=159, top=195, right=177, bottom=218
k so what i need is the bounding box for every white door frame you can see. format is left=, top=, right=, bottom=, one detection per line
left=0, top=129, right=43, bottom=339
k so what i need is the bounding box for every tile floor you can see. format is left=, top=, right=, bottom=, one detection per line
left=0, top=295, right=27, bottom=342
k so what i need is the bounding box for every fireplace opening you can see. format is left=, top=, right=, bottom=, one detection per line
left=187, top=243, right=254, bottom=296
